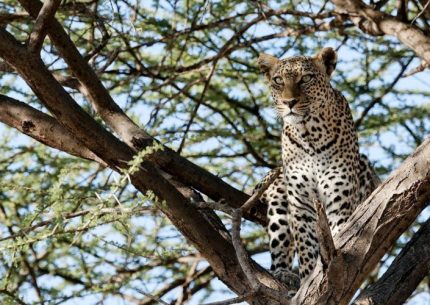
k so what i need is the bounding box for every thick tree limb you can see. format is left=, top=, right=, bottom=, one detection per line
left=0, top=94, right=107, bottom=165
left=292, top=136, right=430, bottom=305
left=0, top=12, right=29, bottom=25
left=16, top=0, right=266, bottom=225
left=0, top=61, right=14, bottom=73
left=0, top=27, right=285, bottom=301
left=0, top=28, right=132, bottom=168
left=353, top=218, right=430, bottom=305
left=16, top=0, right=146, bottom=144
left=331, top=0, right=430, bottom=64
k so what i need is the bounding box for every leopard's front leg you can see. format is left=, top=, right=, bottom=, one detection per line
left=284, top=169, right=319, bottom=282
left=260, top=170, right=298, bottom=288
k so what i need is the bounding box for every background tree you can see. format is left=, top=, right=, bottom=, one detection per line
left=0, top=0, right=429, bottom=304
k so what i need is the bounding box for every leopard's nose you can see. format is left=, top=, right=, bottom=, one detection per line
left=281, top=98, right=298, bottom=108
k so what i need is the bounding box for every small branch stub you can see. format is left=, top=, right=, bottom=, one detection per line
left=403, top=60, right=430, bottom=77
left=314, top=199, right=336, bottom=268
left=241, top=167, right=281, bottom=213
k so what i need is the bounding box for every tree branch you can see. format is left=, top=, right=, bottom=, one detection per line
left=331, top=0, right=430, bottom=64
left=17, top=0, right=144, bottom=144
left=0, top=28, right=132, bottom=168
left=231, top=210, right=260, bottom=290
left=28, top=0, right=61, bottom=53
left=0, top=12, right=29, bottom=25
left=354, top=56, right=414, bottom=128
left=223, top=169, right=292, bottom=305
left=16, top=0, right=266, bottom=226
left=353, top=218, right=430, bottom=305
left=292, top=136, right=430, bottom=304
left=0, top=26, right=282, bottom=300
left=0, top=206, right=153, bottom=243
left=0, top=94, right=107, bottom=165
left=203, top=292, right=258, bottom=305
left=314, top=200, right=336, bottom=269
left=403, top=60, right=430, bottom=77
left=241, top=167, right=282, bottom=213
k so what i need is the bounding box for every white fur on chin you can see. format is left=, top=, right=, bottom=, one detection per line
left=282, top=113, right=304, bottom=125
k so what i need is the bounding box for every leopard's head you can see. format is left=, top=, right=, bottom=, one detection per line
left=258, top=47, right=337, bottom=125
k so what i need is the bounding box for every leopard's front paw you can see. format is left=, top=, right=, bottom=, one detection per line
left=273, top=268, right=300, bottom=294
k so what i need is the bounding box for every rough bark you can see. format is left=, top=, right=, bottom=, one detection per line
left=16, top=0, right=267, bottom=226
left=0, top=94, right=107, bottom=165
left=0, top=2, right=429, bottom=303
left=292, top=137, right=430, bottom=305
left=27, top=0, right=61, bottom=53
left=0, top=27, right=284, bottom=302
left=331, top=0, right=430, bottom=64
left=314, top=200, right=336, bottom=269
left=353, top=218, right=430, bottom=305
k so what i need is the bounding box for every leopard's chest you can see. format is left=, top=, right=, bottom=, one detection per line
left=281, top=118, right=360, bottom=202
left=281, top=112, right=358, bottom=162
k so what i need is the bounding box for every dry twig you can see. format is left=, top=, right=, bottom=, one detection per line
left=411, top=0, right=430, bottom=24
left=231, top=210, right=260, bottom=289
left=241, top=167, right=281, bottom=213
left=0, top=207, right=153, bottom=243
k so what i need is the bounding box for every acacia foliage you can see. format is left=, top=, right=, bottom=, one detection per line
left=0, top=0, right=429, bottom=304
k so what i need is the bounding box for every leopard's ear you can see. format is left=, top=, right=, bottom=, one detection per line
left=314, top=47, right=337, bottom=76
left=258, top=53, right=279, bottom=81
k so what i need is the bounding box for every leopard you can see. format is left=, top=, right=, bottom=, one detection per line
left=253, top=47, right=380, bottom=288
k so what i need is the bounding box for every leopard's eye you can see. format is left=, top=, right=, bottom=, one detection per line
left=272, top=76, right=284, bottom=86
left=301, top=74, right=313, bottom=83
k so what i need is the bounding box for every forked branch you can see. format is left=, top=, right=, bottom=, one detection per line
left=28, top=0, right=62, bottom=53
left=353, top=218, right=430, bottom=305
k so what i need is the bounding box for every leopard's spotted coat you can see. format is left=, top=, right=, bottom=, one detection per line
left=254, top=48, right=380, bottom=285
